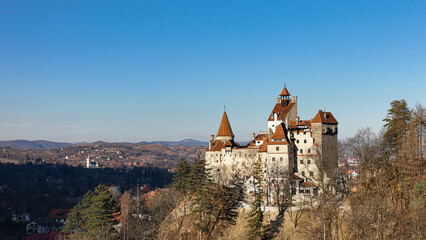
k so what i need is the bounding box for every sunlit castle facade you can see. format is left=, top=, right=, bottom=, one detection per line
left=205, top=85, right=338, bottom=203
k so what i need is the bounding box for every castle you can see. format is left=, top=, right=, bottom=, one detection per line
left=205, top=85, right=338, bottom=204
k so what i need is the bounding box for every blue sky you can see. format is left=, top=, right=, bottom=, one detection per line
left=0, top=1, right=425, bottom=142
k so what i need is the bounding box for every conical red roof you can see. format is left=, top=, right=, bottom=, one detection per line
left=217, top=111, right=234, bottom=137
left=279, top=86, right=291, bottom=96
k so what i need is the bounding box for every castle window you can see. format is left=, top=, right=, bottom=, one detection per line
left=308, top=149, right=311, bottom=153
left=276, top=147, right=279, bottom=151
left=300, top=160, right=304, bottom=164
left=307, top=160, right=311, bottom=164
left=302, top=171, right=305, bottom=176
left=304, top=139, right=307, bottom=143
left=297, top=130, right=299, bottom=135
left=264, top=170, right=267, bottom=173
left=272, top=157, right=275, bottom=162
left=304, top=131, right=306, bottom=135
left=300, top=149, right=303, bottom=154
left=217, top=160, right=219, bottom=163
left=280, top=157, right=283, bottom=162
left=310, top=171, right=313, bottom=177
left=296, top=140, right=299, bottom=143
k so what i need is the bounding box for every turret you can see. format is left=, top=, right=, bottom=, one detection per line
left=216, top=110, right=234, bottom=143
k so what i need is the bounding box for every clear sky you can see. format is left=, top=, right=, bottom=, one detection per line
left=0, top=1, right=425, bottom=143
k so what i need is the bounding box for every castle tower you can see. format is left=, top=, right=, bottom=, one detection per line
left=268, top=85, right=298, bottom=133
left=310, top=110, right=339, bottom=178
left=216, top=110, right=234, bottom=143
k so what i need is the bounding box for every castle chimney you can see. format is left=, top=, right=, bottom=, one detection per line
left=252, top=133, right=256, bottom=141
left=296, top=116, right=300, bottom=123
left=209, top=135, right=214, bottom=150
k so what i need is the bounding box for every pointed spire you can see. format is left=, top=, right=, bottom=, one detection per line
left=279, top=85, right=291, bottom=97
left=217, top=110, right=234, bottom=137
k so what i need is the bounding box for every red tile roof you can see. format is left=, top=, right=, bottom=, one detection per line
left=268, top=102, right=295, bottom=121
left=217, top=111, right=234, bottom=137
left=270, top=123, right=290, bottom=145
left=141, top=186, right=150, bottom=193
left=210, top=140, right=225, bottom=151
left=259, top=138, right=269, bottom=152
left=271, top=123, right=287, bottom=139
left=47, top=209, right=69, bottom=220
left=279, top=86, right=291, bottom=96
left=26, top=231, right=63, bottom=240
left=289, top=120, right=312, bottom=129
left=311, top=110, right=338, bottom=124
left=289, top=173, right=303, bottom=181
left=300, top=180, right=317, bottom=188
left=254, top=133, right=268, bottom=141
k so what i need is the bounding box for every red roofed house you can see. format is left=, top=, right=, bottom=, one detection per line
left=47, top=209, right=70, bottom=224
left=205, top=85, right=338, bottom=205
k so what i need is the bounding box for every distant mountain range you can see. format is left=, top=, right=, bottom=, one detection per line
left=0, top=138, right=255, bottom=150
left=0, top=138, right=209, bottom=150
left=0, top=140, right=74, bottom=150
left=136, top=139, right=208, bottom=147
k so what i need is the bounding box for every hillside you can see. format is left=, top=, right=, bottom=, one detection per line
left=1, top=142, right=206, bottom=169
left=0, top=138, right=208, bottom=150
left=0, top=140, right=73, bottom=150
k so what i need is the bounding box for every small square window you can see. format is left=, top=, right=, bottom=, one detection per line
left=307, top=160, right=311, bottom=164
left=308, top=149, right=311, bottom=153
left=272, top=157, right=275, bottom=162
left=276, top=146, right=279, bottom=151
left=300, top=149, right=303, bottom=154
left=296, top=140, right=299, bottom=143
left=303, top=131, right=306, bottom=135
left=304, top=139, right=307, bottom=143
left=300, top=160, right=304, bottom=164
left=280, top=157, right=283, bottom=162
left=302, top=171, right=305, bottom=176
left=310, top=171, right=313, bottom=176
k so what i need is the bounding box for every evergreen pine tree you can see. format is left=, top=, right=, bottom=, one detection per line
left=173, top=158, right=192, bottom=194
left=246, top=157, right=265, bottom=240
left=190, top=154, right=216, bottom=239
left=63, top=184, right=118, bottom=239
left=383, top=99, right=411, bottom=154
